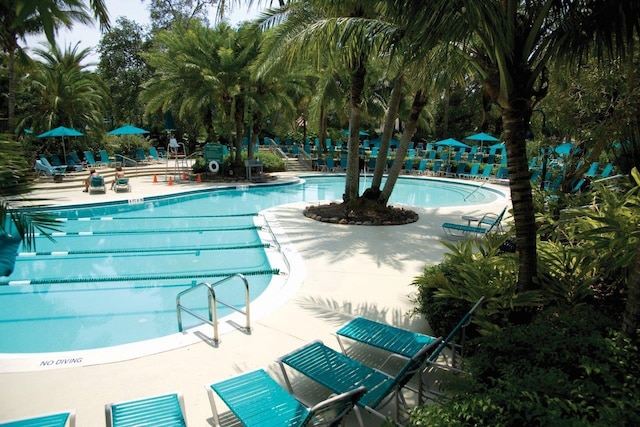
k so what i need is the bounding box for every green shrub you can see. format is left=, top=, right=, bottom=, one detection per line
left=411, top=233, right=541, bottom=336
left=410, top=305, right=640, bottom=426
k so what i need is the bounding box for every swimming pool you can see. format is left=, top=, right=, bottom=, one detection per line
left=0, top=175, right=504, bottom=357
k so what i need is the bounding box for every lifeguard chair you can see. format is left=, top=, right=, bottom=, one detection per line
left=166, top=138, right=189, bottom=181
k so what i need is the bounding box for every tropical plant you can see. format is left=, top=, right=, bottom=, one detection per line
left=17, top=42, right=109, bottom=145
left=1, top=0, right=109, bottom=132
left=0, top=136, right=59, bottom=274
left=394, top=0, right=640, bottom=299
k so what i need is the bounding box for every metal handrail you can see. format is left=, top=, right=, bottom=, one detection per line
left=115, top=154, right=139, bottom=175
left=298, top=148, right=314, bottom=169
left=176, top=273, right=251, bottom=344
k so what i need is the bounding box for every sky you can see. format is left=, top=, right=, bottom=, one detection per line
left=24, top=0, right=264, bottom=66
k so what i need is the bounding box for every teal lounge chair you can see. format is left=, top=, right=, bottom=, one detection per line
left=99, top=150, right=112, bottom=167
left=442, top=207, right=506, bottom=239
left=207, top=368, right=365, bottom=427
left=583, top=162, right=600, bottom=178
left=460, top=163, right=481, bottom=179
left=113, top=177, right=131, bottom=193
left=415, top=159, right=428, bottom=174
left=335, top=297, right=485, bottom=400
left=336, top=317, right=438, bottom=362
left=598, top=163, right=614, bottom=179
left=277, top=338, right=442, bottom=426
left=39, top=155, right=67, bottom=175
left=0, top=411, right=75, bottom=427
left=34, top=159, right=63, bottom=178
left=89, top=175, right=106, bottom=194
left=105, top=392, right=186, bottom=427
left=83, top=151, right=104, bottom=167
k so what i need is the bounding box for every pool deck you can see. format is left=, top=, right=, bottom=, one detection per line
left=0, top=169, right=511, bottom=426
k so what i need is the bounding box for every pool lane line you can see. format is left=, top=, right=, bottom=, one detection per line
left=2, top=268, right=280, bottom=286
left=33, top=225, right=261, bottom=237
left=17, top=243, right=271, bottom=257
left=53, top=213, right=259, bottom=222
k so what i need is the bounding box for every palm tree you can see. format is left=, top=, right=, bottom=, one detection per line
left=1, top=0, right=109, bottom=132
left=394, top=0, right=640, bottom=298
left=19, top=43, right=109, bottom=139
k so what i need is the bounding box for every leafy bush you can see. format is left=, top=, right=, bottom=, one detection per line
left=410, top=305, right=640, bottom=426
left=411, top=233, right=541, bottom=336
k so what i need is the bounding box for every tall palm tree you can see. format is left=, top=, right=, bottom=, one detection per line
left=19, top=43, right=109, bottom=137
left=395, top=0, right=640, bottom=298
left=1, top=0, right=109, bottom=132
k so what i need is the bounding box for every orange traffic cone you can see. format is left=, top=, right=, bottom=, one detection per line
left=168, top=176, right=173, bottom=186
left=153, top=174, right=158, bottom=183
left=197, top=173, right=202, bottom=183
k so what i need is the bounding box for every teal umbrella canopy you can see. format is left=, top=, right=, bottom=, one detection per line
left=37, top=126, right=84, bottom=138
left=465, top=132, right=500, bottom=142
left=108, top=124, right=149, bottom=135
left=37, top=126, right=84, bottom=160
left=435, top=138, right=470, bottom=149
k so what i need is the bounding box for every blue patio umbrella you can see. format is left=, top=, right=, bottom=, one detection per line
left=465, top=132, right=500, bottom=142
left=37, top=126, right=85, bottom=160
left=107, top=124, right=149, bottom=135
left=434, top=138, right=470, bottom=149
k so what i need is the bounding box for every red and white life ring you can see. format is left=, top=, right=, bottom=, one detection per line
left=208, top=160, right=220, bottom=174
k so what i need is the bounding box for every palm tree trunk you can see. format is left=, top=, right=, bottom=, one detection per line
left=502, top=107, right=538, bottom=294
left=380, top=89, right=427, bottom=204
left=318, top=104, right=328, bottom=155
left=622, top=240, right=640, bottom=340
left=344, top=60, right=367, bottom=203
left=7, top=39, right=17, bottom=132
left=371, top=73, right=404, bottom=192
left=233, top=95, right=245, bottom=165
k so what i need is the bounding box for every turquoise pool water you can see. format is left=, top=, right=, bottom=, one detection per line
left=0, top=176, right=503, bottom=353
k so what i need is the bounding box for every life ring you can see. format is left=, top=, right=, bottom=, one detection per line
left=208, top=160, right=220, bottom=174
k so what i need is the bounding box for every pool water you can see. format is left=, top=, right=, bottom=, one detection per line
left=0, top=176, right=503, bottom=353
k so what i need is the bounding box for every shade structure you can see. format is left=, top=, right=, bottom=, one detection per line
left=37, top=126, right=84, bottom=138
left=108, top=124, right=149, bottom=135
left=37, top=126, right=85, bottom=160
left=465, top=132, right=500, bottom=142
left=434, top=138, right=470, bottom=149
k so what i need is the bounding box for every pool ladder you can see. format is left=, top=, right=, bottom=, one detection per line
left=176, top=273, right=251, bottom=345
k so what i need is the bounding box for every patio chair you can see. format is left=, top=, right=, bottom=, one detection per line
left=105, top=392, right=186, bottom=427
left=583, top=162, right=600, bottom=178
left=207, top=368, right=365, bottom=427
left=89, top=175, right=106, bottom=194
left=415, top=159, right=428, bottom=174
left=335, top=296, right=485, bottom=397
left=442, top=207, right=507, bottom=239
left=478, top=164, right=493, bottom=180
left=277, top=338, right=442, bottom=426
left=38, top=156, right=67, bottom=175
left=84, top=151, right=105, bottom=167
left=49, top=154, right=81, bottom=172
left=421, top=296, right=485, bottom=400
left=460, top=163, right=480, bottom=179
left=113, top=177, right=131, bottom=193
left=99, top=150, right=112, bottom=167
left=34, top=159, right=62, bottom=178
left=336, top=317, right=438, bottom=363
left=0, top=411, right=75, bottom=427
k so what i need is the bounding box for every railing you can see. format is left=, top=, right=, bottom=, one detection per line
left=298, top=148, right=315, bottom=170
left=176, top=273, right=251, bottom=344
left=115, top=154, right=139, bottom=175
